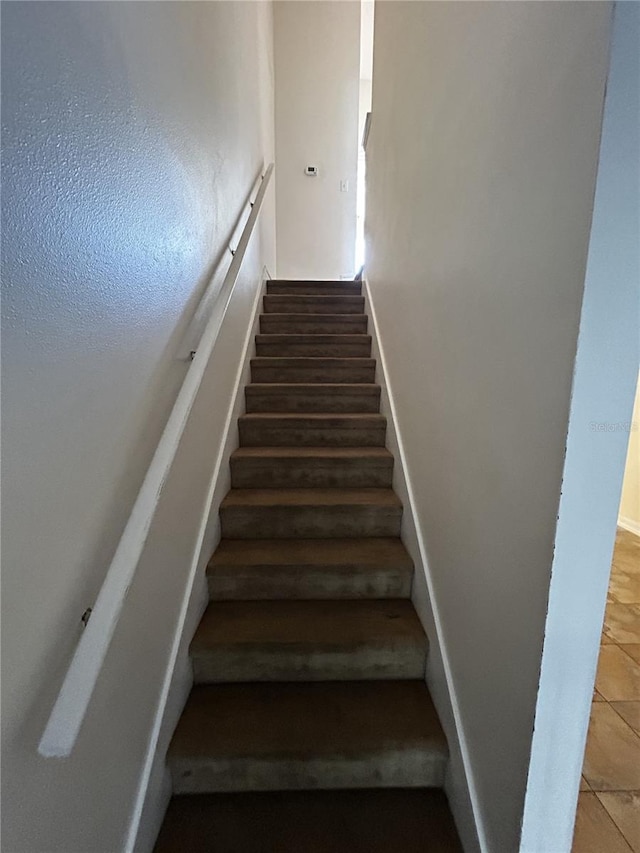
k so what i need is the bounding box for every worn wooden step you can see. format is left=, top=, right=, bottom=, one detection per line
left=260, top=313, right=368, bottom=335
left=245, top=383, right=380, bottom=414
left=207, top=537, right=414, bottom=600
left=230, top=447, right=393, bottom=488
left=168, top=681, right=448, bottom=794
left=264, top=294, right=365, bottom=314
left=239, top=413, right=387, bottom=447
left=267, top=279, right=362, bottom=296
left=155, top=789, right=463, bottom=853
left=255, top=334, right=372, bottom=358
left=190, top=599, right=427, bottom=683
left=155, top=789, right=462, bottom=853
left=251, top=357, right=376, bottom=384
left=220, top=488, right=402, bottom=539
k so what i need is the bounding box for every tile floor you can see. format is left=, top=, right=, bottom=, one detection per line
left=573, top=527, right=640, bottom=853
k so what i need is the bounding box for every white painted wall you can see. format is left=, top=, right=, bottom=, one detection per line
left=274, top=0, right=360, bottom=280
left=1, top=2, right=275, bottom=850
left=362, top=280, right=481, bottom=852
left=521, top=5, right=640, bottom=849
left=365, top=3, right=613, bottom=851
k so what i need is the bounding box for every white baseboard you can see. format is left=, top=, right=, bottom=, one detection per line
left=362, top=277, right=484, bottom=853
left=127, top=269, right=269, bottom=853
left=618, top=516, right=640, bottom=537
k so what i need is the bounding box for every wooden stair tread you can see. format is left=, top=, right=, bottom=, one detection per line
left=230, top=446, right=392, bottom=461
left=263, top=295, right=365, bottom=313
left=169, top=680, right=447, bottom=761
left=255, top=342, right=372, bottom=358
left=208, top=537, right=413, bottom=570
left=192, top=599, right=426, bottom=649
left=190, top=600, right=428, bottom=682
left=251, top=358, right=376, bottom=384
left=239, top=413, right=387, bottom=447
left=239, top=412, right=385, bottom=424
left=264, top=294, right=363, bottom=302
left=220, top=491, right=401, bottom=539
left=206, top=538, right=414, bottom=601
left=245, top=382, right=380, bottom=391
left=244, top=384, right=381, bottom=415
left=245, top=382, right=380, bottom=395
left=261, top=312, right=366, bottom=320
left=230, top=446, right=392, bottom=488
left=260, top=314, right=368, bottom=334
left=155, top=789, right=462, bottom=853
left=220, top=488, right=402, bottom=509
left=255, top=334, right=371, bottom=343
left=267, top=279, right=363, bottom=295
left=251, top=357, right=375, bottom=367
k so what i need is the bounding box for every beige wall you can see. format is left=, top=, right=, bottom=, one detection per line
left=619, top=373, right=640, bottom=532
left=365, top=2, right=612, bottom=850
left=274, top=1, right=360, bottom=279
left=1, top=2, right=275, bottom=850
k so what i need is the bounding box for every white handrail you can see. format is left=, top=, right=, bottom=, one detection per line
left=177, top=168, right=267, bottom=359
left=39, top=163, right=274, bottom=758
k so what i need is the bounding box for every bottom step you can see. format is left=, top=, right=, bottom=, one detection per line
left=155, top=789, right=462, bottom=853
left=168, top=681, right=447, bottom=794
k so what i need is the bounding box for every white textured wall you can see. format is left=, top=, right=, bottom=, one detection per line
left=365, top=3, right=612, bottom=851
left=274, top=0, right=360, bottom=279
left=0, top=2, right=275, bottom=850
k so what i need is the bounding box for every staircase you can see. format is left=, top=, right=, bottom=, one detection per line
left=154, top=280, right=462, bottom=852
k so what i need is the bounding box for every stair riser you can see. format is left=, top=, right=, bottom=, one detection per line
left=256, top=342, right=372, bottom=358
left=260, top=316, right=368, bottom=334
left=207, top=568, right=413, bottom=601
left=250, top=365, right=376, bottom=384
left=170, top=751, right=447, bottom=795
left=267, top=282, right=362, bottom=296
left=192, top=645, right=427, bottom=684
left=220, top=506, right=402, bottom=539
left=230, top=459, right=393, bottom=489
left=245, top=388, right=380, bottom=414
left=239, top=423, right=387, bottom=447
left=263, top=296, right=365, bottom=314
